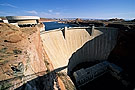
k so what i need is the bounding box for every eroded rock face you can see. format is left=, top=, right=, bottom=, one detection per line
left=0, top=23, right=48, bottom=89
left=0, top=23, right=75, bottom=90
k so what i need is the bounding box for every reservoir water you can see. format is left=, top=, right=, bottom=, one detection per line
left=43, top=22, right=73, bottom=31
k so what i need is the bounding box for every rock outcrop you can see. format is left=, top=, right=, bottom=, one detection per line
left=0, top=23, right=75, bottom=90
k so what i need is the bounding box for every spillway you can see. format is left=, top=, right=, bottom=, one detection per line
left=40, top=27, right=118, bottom=75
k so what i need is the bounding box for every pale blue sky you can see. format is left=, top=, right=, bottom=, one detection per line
left=0, top=0, right=135, bottom=19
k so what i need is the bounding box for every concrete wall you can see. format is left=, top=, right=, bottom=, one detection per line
left=40, top=27, right=118, bottom=75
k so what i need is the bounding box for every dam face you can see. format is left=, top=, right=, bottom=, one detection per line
left=40, top=27, right=118, bottom=75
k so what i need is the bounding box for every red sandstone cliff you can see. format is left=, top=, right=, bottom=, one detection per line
left=0, top=23, right=75, bottom=90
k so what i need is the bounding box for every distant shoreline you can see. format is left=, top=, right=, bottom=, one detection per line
left=40, top=20, right=59, bottom=22
left=39, top=18, right=59, bottom=23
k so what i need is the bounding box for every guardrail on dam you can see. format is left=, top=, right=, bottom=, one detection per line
left=40, top=27, right=118, bottom=75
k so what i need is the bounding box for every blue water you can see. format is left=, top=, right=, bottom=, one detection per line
left=43, top=22, right=72, bottom=31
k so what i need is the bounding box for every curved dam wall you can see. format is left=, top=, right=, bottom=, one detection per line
left=40, top=27, right=118, bottom=75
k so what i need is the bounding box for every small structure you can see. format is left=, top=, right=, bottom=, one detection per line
left=73, top=61, right=123, bottom=88
left=6, top=16, right=40, bottom=27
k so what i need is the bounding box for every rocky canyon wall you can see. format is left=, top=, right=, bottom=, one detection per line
left=0, top=23, right=75, bottom=90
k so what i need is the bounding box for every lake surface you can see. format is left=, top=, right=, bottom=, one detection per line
left=43, top=22, right=73, bottom=31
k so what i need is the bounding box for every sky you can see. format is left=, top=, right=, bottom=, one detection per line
left=0, top=0, right=135, bottom=19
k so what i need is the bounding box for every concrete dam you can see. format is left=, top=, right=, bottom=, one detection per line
left=1, top=16, right=135, bottom=90
left=40, top=27, right=118, bottom=75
